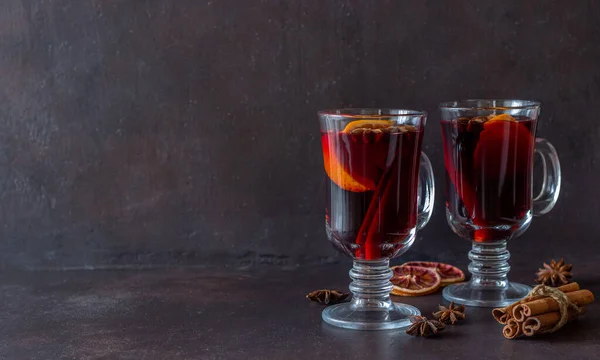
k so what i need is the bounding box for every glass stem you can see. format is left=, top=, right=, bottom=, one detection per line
left=468, top=241, right=510, bottom=289
left=349, top=259, right=394, bottom=310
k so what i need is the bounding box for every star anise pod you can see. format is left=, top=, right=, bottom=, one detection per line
left=433, top=301, right=466, bottom=324
left=405, top=316, right=445, bottom=337
left=535, top=258, right=573, bottom=286
left=306, top=289, right=349, bottom=305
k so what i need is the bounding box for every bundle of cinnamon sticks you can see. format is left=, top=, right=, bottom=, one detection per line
left=492, top=283, right=595, bottom=339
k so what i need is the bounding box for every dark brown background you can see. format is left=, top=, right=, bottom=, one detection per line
left=0, top=0, right=598, bottom=270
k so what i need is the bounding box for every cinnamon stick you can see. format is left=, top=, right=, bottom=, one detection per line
left=492, top=283, right=580, bottom=324
left=553, top=282, right=581, bottom=293
left=522, top=306, right=587, bottom=336
left=502, top=318, right=522, bottom=339
left=354, top=146, right=397, bottom=259
left=492, top=307, right=514, bottom=325
left=512, top=289, right=595, bottom=321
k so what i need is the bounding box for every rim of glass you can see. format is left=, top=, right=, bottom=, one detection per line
left=439, top=99, right=540, bottom=110
left=318, top=108, right=427, bottom=118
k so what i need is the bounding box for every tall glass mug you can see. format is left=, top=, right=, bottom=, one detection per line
left=318, top=109, right=434, bottom=330
left=439, top=100, right=561, bottom=307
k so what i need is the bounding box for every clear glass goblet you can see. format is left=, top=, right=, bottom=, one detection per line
left=439, top=99, right=561, bottom=307
left=318, top=108, right=435, bottom=330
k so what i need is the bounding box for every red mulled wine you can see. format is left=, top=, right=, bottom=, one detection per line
left=321, top=121, right=423, bottom=260
left=441, top=114, right=537, bottom=242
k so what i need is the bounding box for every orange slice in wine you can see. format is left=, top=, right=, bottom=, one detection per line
left=342, top=119, right=393, bottom=133
left=401, top=261, right=465, bottom=286
left=390, top=265, right=441, bottom=296
left=322, top=136, right=375, bottom=192
left=475, top=114, right=534, bottom=178
left=322, top=119, right=391, bottom=192
left=486, top=113, right=517, bottom=124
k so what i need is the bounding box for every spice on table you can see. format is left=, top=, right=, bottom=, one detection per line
left=491, top=282, right=595, bottom=339
left=492, top=282, right=579, bottom=324
left=522, top=306, right=586, bottom=336
left=502, top=318, right=522, bottom=339
left=405, top=316, right=445, bottom=337
left=433, top=301, right=466, bottom=324
left=535, top=258, right=572, bottom=286
left=512, top=286, right=593, bottom=321
left=306, top=289, right=349, bottom=305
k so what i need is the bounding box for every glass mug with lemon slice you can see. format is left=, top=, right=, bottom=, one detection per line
left=440, top=100, right=561, bottom=307
left=318, top=109, right=435, bottom=330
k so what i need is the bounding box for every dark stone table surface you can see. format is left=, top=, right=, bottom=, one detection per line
left=1, top=264, right=598, bottom=359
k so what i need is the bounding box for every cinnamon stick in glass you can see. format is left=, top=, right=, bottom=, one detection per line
left=512, top=289, right=594, bottom=321
left=492, top=282, right=580, bottom=324
left=522, top=306, right=587, bottom=336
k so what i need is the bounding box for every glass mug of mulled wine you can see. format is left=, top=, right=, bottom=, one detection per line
left=318, top=108, right=435, bottom=330
left=440, top=100, right=561, bottom=307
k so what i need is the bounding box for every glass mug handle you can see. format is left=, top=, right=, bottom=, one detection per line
left=417, top=152, right=435, bottom=230
left=533, top=138, right=562, bottom=216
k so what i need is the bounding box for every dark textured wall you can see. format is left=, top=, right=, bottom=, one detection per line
left=1, top=0, right=599, bottom=270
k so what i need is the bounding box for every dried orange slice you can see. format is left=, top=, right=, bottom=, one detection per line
left=342, top=119, right=392, bottom=133
left=401, top=261, right=465, bottom=286
left=390, top=265, right=441, bottom=296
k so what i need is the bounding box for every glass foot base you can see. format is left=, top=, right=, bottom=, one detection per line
left=322, top=302, right=420, bottom=330
left=442, top=281, right=532, bottom=308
